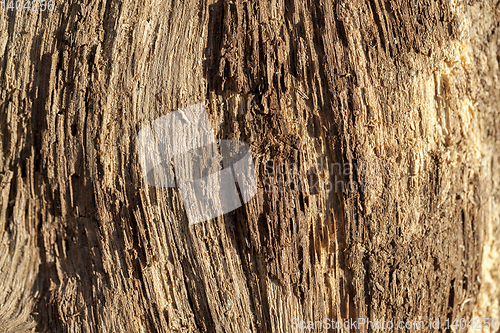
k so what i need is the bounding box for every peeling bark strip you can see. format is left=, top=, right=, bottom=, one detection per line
left=0, top=0, right=499, bottom=332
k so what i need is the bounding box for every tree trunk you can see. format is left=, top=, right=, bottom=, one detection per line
left=1, top=0, right=499, bottom=332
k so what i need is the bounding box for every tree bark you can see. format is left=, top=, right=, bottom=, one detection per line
left=1, top=0, right=499, bottom=332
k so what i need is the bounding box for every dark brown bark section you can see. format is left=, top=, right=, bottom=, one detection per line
left=0, top=0, right=499, bottom=332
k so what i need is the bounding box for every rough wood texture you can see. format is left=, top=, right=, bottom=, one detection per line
left=0, top=0, right=499, bottom=332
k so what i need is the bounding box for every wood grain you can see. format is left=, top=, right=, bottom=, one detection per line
left=0, top=0, right=499, bottom=332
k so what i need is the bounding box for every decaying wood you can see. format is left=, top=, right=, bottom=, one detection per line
left=0, top=0, right=499, bottom=332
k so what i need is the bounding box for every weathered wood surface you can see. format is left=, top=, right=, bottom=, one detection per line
left=0, top=0, right=499, bottom=332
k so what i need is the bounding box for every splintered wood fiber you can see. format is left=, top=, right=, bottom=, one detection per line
left=0, top=0, right=499, bottom=332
